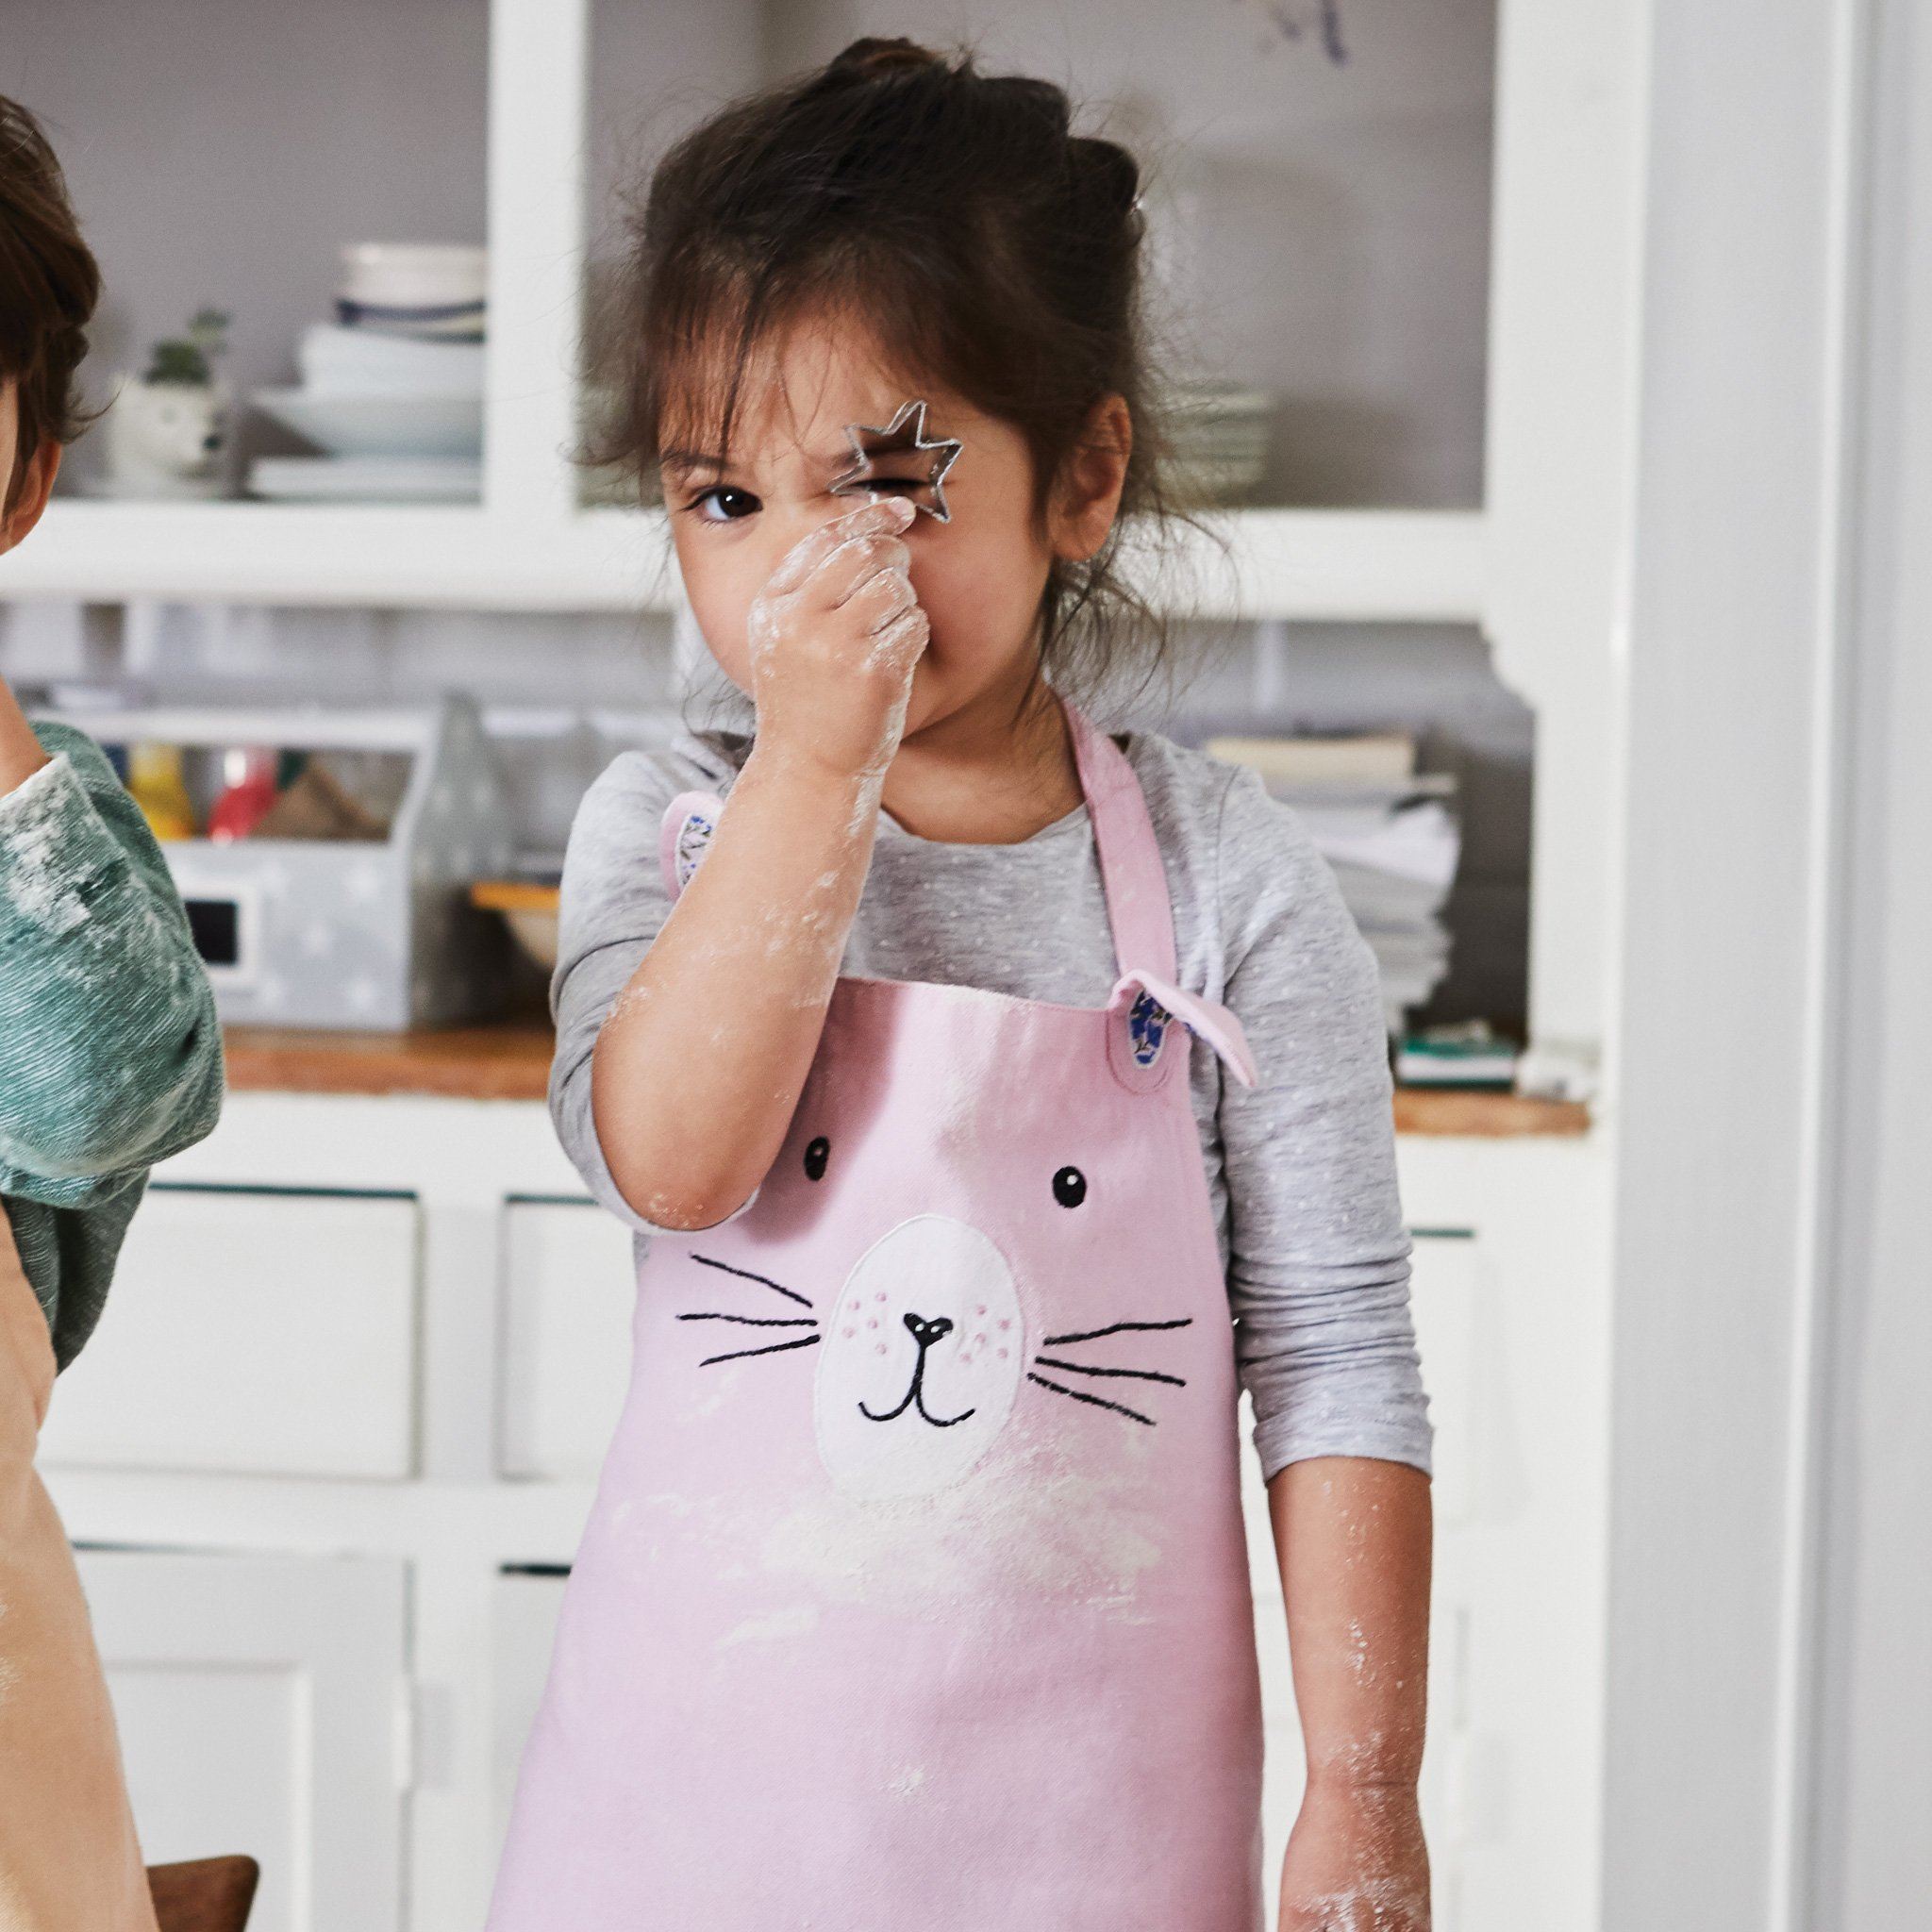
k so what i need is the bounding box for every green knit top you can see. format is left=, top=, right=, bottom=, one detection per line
left=0, top=722, right=225, bottom=1370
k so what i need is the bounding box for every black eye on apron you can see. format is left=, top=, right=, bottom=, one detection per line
left=804, top=1135, right=830, bottom=1181
left=1052, top=1165, right=1087, bottom=1208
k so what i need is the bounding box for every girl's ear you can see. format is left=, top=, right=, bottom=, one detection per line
left=0, top=437, right=61, bottom=557
left=1047, top=392, right=1132, bottom=565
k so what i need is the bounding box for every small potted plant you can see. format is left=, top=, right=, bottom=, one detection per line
left=105, top=308, right=232, bottom=498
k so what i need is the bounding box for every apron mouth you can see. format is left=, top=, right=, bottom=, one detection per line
left=859, top=1313, right=979, bottom=1429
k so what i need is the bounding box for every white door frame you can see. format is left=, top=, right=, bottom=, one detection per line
left=1603, top=0, right=1878, bottom=1924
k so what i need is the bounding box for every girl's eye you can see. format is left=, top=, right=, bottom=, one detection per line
left=687, top=484, right=760, bottom=524
left=804, top=1135, right=830, bottom=1181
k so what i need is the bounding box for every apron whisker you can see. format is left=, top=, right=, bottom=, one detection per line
left=1032, top=1356, right=1186, bottom=1388
left=690, top=1251, right=814, bottom=1307
left=1041, top=1317, right=1193, bottom=1347
left=698, top=1334, right=824, bottom=1368
left=1025, top=1372, right=1157, bottom=1427
left=678, top=1312, right=818, bottom=1327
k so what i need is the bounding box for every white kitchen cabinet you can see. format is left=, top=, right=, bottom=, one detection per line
left=40, top=1186, right=421, bottom=1480
left=497, top=1198, right=636, bottom=1480
left=76, top=1547, right=409, bottom=1932
left=490, top=1569, right=571, bottom=1849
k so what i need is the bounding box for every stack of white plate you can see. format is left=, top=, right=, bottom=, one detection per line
left=248, top=245, right=486, bottom=503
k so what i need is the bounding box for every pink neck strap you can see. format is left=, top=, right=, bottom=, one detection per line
left=1057, top=691, right=1178, bottom=987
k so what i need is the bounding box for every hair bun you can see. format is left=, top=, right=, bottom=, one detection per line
left=828, top=36, right=943, bottom=82
left=1070, top=137, right=1141, bottom=221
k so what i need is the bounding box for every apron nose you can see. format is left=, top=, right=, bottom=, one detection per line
left=903, top=1312, right=954, bottom=1348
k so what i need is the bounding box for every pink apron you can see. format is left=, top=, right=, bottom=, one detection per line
left=490, top=692, right=1267, bottom=1930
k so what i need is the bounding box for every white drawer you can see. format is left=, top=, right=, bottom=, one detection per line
left=41, top=1186, right=420, bottom=1479
left=498, top=1199, right=636, bottom=1480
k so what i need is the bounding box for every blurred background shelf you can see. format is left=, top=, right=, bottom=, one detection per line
left=9, top=501, right=1487, bottom=621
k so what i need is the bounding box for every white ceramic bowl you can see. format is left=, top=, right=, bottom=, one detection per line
left=251, top=388, right=482, bottom=459
left=340, top=242, right=487, bottom=309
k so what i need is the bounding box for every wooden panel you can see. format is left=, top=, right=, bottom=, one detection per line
left=221, top=1022, right=1591, bottom=1137
left=224, top=1023, right=555, bottom=1101
left=77, top=1549, right=408, bottom=1932
left=498, top=1200, right=636, bottom=1481
left=41, top=1189, right=419, bottom=1479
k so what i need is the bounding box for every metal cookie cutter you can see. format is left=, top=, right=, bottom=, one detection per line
left=828, top=399, right=963, bottom=523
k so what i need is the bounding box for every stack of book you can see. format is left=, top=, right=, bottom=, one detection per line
left=1204, top=731, right=1458, bottom=1034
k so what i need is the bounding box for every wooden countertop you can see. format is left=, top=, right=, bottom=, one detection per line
left=223, top=1024, right=1591, bottom=1135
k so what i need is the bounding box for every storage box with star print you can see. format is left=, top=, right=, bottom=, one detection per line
left=36, top=693, right=515, bottom=1030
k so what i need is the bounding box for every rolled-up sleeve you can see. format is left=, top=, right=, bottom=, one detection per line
left=1212, top=767, right=1433, bottom=1481
left=0, top=730, right=223, bottom=1204
left=548, top=751, right=761, bottom=1238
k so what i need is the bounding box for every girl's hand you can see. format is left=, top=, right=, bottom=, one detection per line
left=1278, top=1778, right=1430, bottom=1931
left=744, top=495, right=929, bottom=784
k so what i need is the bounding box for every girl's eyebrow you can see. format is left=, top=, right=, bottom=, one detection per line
left=661, top=441, right=905, bottom=478
left=658, top=447, right=732, bottom=475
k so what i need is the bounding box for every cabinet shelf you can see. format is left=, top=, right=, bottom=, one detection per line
left=8, top=499, right=1485, bottom=622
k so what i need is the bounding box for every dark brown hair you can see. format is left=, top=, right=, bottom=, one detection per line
left=0, top=95, right=100, bottom=509
left=591, top=37, right=1208, bottom=710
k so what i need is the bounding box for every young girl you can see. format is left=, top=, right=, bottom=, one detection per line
left=493, top=39, right=1432, bottom=1932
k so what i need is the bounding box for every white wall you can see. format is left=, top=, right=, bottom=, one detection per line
left=1605, top=0, right=1862, bottom=1923
left=1607, top=0, right=1932, bottom=1923
left=1809, top=0, right=1932, bottom=1918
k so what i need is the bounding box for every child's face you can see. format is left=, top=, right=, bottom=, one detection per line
left=659, top=315, right=1110, bottom=739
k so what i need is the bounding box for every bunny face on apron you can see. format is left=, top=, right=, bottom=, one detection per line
left=490, top=692, right=1268, bottom=1932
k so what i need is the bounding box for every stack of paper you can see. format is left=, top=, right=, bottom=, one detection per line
left=1205, top=732, right=1459, bottom=1033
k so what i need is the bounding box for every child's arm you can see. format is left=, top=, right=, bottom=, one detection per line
left=1211, top=764, right=1434, bottom=1926
left=0, top=698, right=224, bottom=1206
left=1272, top=1457, right=1432, bottom=1930
left=587, top=496, right=925, bottom=1231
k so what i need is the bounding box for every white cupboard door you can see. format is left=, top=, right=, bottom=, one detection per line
left=41, top=1187, right=420, bottom=1479
left=75, top=1549, right=408, bottom=1932
left=491, top=1569, right=571, bottom=1847
left=499, top=1200, right=635, bottom=1480
left=1241, top=1229, right=1478, bottom=1930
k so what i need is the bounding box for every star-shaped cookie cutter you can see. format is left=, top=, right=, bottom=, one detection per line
left=828, top=399, right=963, bottom=523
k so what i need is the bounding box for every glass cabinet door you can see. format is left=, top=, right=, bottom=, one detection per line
left=584, top=0, right=1495, bottom=510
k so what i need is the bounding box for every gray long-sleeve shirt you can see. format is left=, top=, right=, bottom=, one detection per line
left=549, top=715, right=1432, bottom=1481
